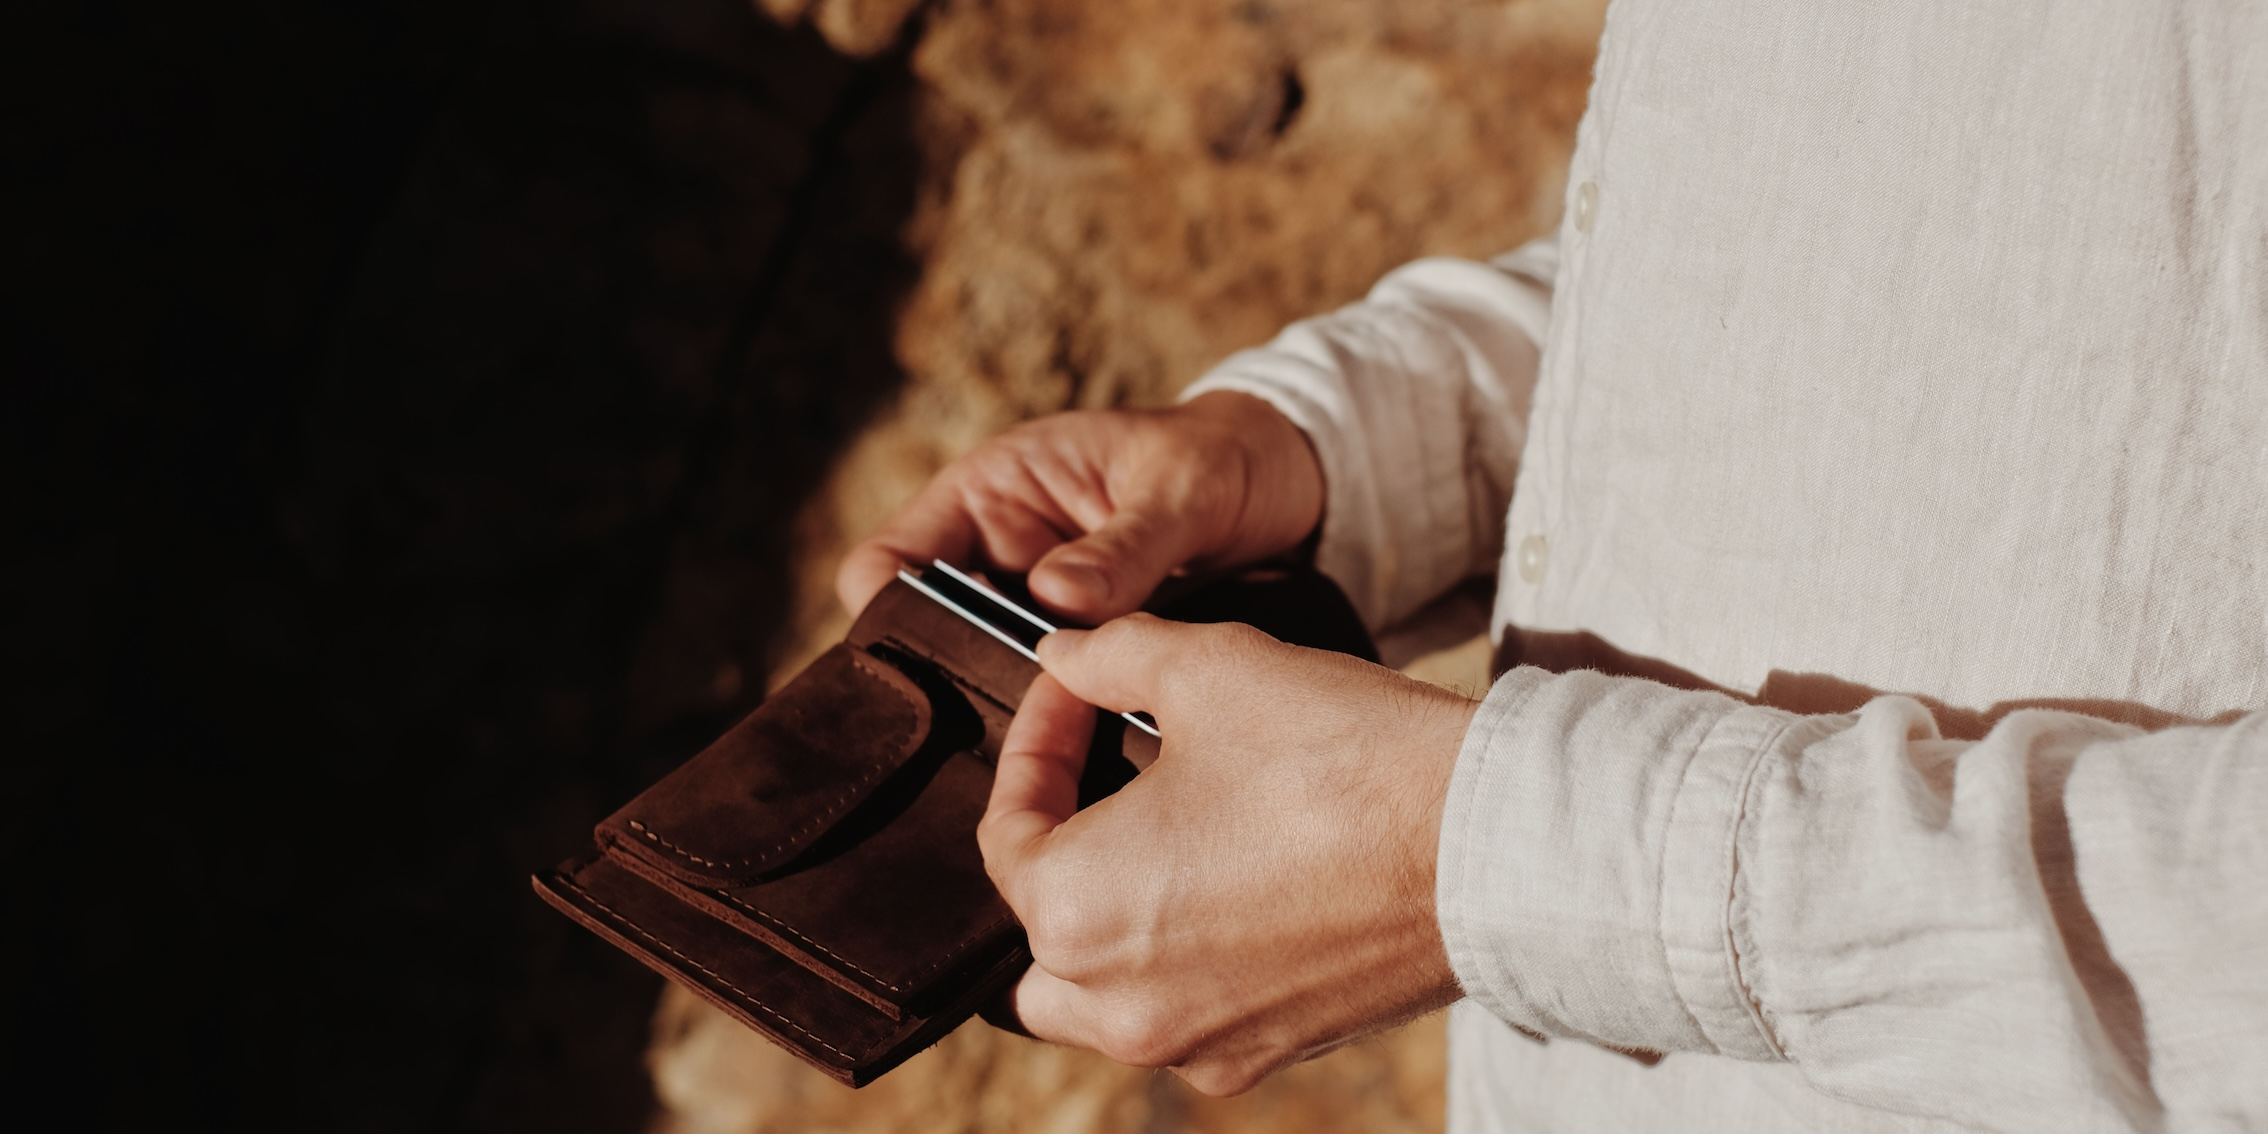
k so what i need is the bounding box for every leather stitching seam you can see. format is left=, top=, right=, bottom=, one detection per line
left=696, top=637, right=1019, bottom=996
left=709, top=888, right=1015, bottom=994
left=555, top=876, right=871, bottom=1063
left=628, top=652, right=919, bottom=873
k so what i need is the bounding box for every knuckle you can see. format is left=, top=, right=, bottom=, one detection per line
left=1090, top=612, right=1161, bottom=657
left=972, top=815, right=1017, bottom=872
left=1022, top=900, right=1107, bottom=980
left=1110, top=610, right=1163, bottom=633
left=957, top=453, right=1020, bottom=503
left=1097, top=1001, right=1184, bottom=1069
left=1085, top=516, right=1150, bottom=554
left=1156, top=620, right=1252, bottom=693
left=1192, top=620, right=1268, bottom=667
left=1215, top=618, right=1273, bottom=652
left=1177, top=1061, right=1266, bottom=1098
left=963, top=439, right=1031, bottom=486
left=1001, top=411, right=1106, bottom=460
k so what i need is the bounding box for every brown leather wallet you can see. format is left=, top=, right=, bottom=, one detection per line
left=533, top=564, right=1374, bottom=1085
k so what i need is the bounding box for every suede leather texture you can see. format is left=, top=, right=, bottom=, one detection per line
left=535, top=564, right=1375, bottom=1085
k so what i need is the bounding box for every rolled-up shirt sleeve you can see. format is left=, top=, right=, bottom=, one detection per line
left=1180, top=238, right=1557, bottom=636
left=1440, top=667, right=2268, bottom=1131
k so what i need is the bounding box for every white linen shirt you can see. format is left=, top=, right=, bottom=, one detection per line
left=1181, top=1, right=2268, bottom=1130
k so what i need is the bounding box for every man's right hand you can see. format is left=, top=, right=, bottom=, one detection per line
left=836, top=391, right=1325, bottom=623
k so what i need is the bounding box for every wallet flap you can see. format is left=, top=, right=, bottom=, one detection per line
left=597, top=643, right=933, bottom=887
left=607, top=742, right=1020, bottom=1019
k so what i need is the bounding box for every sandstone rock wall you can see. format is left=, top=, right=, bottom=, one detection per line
left=651, top=1, right=1602, bottom=1129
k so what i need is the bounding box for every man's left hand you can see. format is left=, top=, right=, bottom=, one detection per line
left=978, top=613, right=1476, bottom=1095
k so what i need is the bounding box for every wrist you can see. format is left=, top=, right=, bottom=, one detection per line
left=1406, top=689, right=1480, bottom=1008
left=1177, top=390, right=1326, bottom=561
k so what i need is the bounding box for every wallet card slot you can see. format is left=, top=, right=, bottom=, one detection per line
left=626, top=860, right=1019, bottom=1021
left=864, top=638, right=1014, bottom=762
left=534, top=856, right=903, bottom=1071
left=538, top=853, right=1035, bottom=1086
left=606, top=849, right=915, bottom=1019
left=848, top=581, right=1042, bottom=737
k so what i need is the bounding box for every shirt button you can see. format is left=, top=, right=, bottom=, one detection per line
left=1573, top=181, right=1598, bottom=233
left=1517, top=533, right=1549, bottom=584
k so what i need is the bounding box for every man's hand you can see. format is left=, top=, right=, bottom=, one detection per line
left=978, top=614, right=1476, bottom=1095
left=836, top=392, right=1323, bottom=623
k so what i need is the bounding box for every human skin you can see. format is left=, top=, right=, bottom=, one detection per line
left=835, top=392, right=1328, bottom=624
left=836, top=392, right=1475, bottom=1094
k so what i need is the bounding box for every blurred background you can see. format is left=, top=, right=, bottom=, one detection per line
left=5, top=0, right=1596, bottom=1129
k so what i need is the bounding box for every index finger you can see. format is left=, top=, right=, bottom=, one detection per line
left=835, top=476, right=982, bottom=616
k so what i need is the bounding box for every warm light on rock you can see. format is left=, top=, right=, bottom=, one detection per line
left=651, top=1, right=1604, bottom=1128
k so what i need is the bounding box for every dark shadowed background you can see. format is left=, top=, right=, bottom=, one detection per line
left=7, top=1, right=916, bottom=1128
left=7, top=1, right=1596, bottom=1127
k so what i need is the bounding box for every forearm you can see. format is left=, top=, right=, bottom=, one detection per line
left=1441, top=667, right=2268, bottom=1130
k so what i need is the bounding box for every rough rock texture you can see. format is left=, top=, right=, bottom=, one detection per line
left=764, top=0, right=1606, bottom=681
left=651, top=1, right=1600, bottom=1129
left=652, top=985, right=1453, bottom=1134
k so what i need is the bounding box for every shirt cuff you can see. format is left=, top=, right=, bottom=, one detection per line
left=1181, top=360, right=1435, bottom=635
left=1178, top=253, right=1544, bottom=634
left=1436, top=666, right=1792, bottom=1061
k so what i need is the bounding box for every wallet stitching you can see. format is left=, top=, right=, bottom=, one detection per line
left=556, top=876, right=872, bottom=1063
left=712, top=887, right=1016, bottom=994
left=908, top=910, right=1019, bottom=982
left=711, top=891, right=903, bottom=989
left=629, top=652, right=919, bottom=874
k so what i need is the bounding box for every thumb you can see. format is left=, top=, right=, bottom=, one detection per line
left=1027, top=507, right=1199, bottom=622
left=1034, top=612, right=1218, bottom=719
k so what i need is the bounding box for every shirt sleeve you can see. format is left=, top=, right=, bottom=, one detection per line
left=1179, top=238, right=1558, bottom=638
left=1438, top=666, right=2268, bottom=1132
